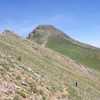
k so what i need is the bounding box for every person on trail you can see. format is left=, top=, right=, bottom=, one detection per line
left=75, top=81, right=78, bottom=87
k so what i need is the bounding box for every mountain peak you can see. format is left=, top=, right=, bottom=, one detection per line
left=36, top=25, right=55, bottom=29
left=35, top=25, right=62, bottom=32
left=27, top=25, right=70, bottom=45
left=30, top=25, right=67, bottom=36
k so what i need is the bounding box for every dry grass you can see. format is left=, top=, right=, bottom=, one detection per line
left=0, top=34, right=100, bottom=99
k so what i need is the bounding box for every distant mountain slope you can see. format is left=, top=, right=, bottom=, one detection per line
left=0, top=30, right=20, bottom=38
left=28, top=25, right=100, bottom=70
left=0, top=30, right=100, bottom=99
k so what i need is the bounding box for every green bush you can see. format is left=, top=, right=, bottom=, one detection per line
left=17, top=90, right=27, bottom=98
left=18, top=56, right=22, bottom=61
left=13, top=95, right=20, bottom=100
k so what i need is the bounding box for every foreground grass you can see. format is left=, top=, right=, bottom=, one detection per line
left=0, top=34, right=100, bottom=99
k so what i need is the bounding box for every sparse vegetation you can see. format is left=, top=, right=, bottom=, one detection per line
left=0, top=27, right=100, bottom=100
left=13, top=95, right=20, bottom=100
left=17, top=90, right=27, bottom=98
left=16, top=75, right=21, bottom=80
left=17, top=56, right=22, bottom=62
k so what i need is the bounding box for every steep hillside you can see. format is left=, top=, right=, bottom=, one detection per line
left=28, top=25, right=100, bottom=70
left=0, top=30, right=100, bottom=100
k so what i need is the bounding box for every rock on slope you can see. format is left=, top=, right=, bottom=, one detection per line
left=0, top=30, right=100, bottom=100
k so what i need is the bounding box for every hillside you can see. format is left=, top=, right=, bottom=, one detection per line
left=28, top=25, right=100, bottom=70
left=0, top=30, right=100, bottom=100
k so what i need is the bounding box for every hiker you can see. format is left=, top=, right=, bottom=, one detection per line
left=75, top=81, right=78, bottom=87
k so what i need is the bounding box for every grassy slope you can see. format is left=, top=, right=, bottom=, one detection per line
left=47, top=35, right=100, bottom=70
left=0, top=35, right=100, bottom=99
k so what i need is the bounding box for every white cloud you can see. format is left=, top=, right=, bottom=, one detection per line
left=89, top=41, right=100, bottom=48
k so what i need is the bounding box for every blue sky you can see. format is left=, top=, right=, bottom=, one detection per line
left=0, top=0, right=100, bottom=47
